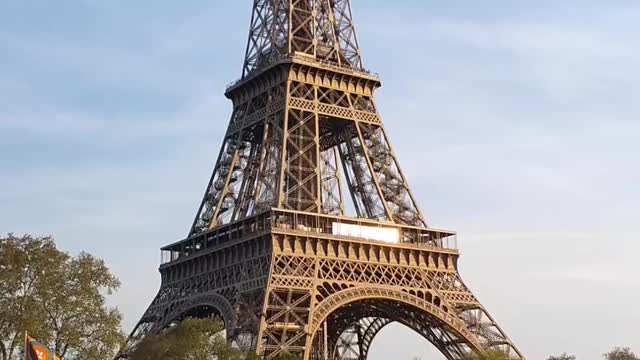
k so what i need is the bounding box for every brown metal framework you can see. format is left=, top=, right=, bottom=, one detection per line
left=120, top=1, right=524, bottom=359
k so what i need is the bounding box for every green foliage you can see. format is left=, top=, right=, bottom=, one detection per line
left=0, top=234, right=124, bottom=360
left=131, top=318, right=257, bottom=360
left=463, top=350, right=511, bottom=360
left=271, top=354, right=300, bottom=360
left=604, top=348, right=639, bottom=360
left=548, top=354, right=576, bottom=360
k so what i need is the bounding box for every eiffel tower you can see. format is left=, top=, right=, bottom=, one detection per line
left=122, top=1, right=525, bottom=359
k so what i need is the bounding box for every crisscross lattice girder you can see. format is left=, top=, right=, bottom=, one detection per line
left=190, top=60, right=428, bottom=236
left=243, top=0, right=362, bottom=77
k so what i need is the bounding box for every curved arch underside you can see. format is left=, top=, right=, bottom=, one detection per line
left=152, top=292, right=237, bottom=334
left=117, top=291, right=241, bottom=358
left=311, top=295, right=477, bottom=360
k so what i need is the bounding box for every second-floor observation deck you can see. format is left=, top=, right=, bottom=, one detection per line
left=160, top=209, right=458, bottom=267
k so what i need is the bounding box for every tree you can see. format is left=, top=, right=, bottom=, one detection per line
left=548, top=354, right=576, bottom=360
left=271, top=354, right=299, bottom=360
left=131, top=318, right=303, bottom=360
left=463, top=350, right=511, bottom=360
left=131, top=319, right=306, bottom=360
left=604, top=348, right=639, bottom=360
left=131, top=318, right=258, bottom=360
left=0, top=234, right=124, bottom=360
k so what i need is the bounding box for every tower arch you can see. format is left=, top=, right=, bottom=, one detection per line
left=153, top=292, right=237, bottom=335
left=308, top=287, right=483, bottom=360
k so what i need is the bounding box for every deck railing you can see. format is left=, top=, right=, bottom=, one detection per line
left=160, top=209, right=457, bottom=265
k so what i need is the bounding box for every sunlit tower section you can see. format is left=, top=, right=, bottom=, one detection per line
left=121, top=1, right=525, bottom=359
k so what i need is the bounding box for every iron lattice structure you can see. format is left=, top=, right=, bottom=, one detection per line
left=121, top=1, right=525, bottom=359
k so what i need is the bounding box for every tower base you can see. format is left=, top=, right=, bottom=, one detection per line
left=124, top=209, right=522, bottom=359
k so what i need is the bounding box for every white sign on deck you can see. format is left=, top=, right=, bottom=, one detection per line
left=332, top=222, right=399, bottom=244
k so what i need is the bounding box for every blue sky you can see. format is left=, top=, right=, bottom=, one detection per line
left=1, top=1, right=639, bottom=359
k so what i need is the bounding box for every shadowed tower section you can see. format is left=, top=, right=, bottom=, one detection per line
left=121, top=1, right=525, bottom=359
